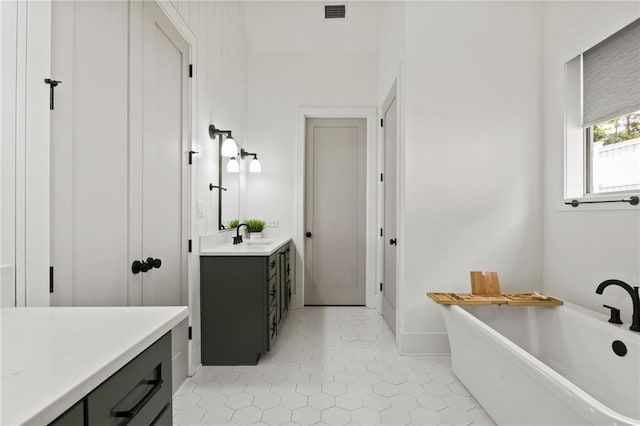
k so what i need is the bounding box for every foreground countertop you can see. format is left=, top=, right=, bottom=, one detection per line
left=200, top=236, right=291, bottom=256
left=1, top=306, right=188, bottom=425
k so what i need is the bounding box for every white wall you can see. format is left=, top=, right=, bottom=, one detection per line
left=246, top=52, right=378, bottom=236
left=542, top=2, right=640, bottom=325
left=397, top=2, right=544, bottom=353
left=377, top=1, right=405, bottom=107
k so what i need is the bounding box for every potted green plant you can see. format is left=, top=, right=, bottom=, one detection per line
left=228, top=219, right=240, bottom=229
left=246, top=219, right=266, bottom=239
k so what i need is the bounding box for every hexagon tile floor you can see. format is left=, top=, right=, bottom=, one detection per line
left=172, top=306, right=495, bottom=426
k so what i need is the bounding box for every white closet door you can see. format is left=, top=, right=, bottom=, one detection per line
left=50, top=1, right=130, bottom=307
left=138, top=1, right=189, bottom=306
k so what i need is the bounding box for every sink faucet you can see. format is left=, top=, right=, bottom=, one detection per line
left=596, top=279, right=640, bottom=332
left=233, top=223, right=249, bottom=245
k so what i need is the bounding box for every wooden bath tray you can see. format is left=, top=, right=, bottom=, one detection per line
left=427, top=292, right=563, bottom=306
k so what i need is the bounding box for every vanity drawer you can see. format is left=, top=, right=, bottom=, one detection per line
left=269, top=306, right=278, bottom=342
left=268, top=253, right=277, bottom=278
left=86, top=332, right=172, bottom=425
left=268, top=275, right=277, bottom=309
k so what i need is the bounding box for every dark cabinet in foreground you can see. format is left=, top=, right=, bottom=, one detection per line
left=200, top=240, right=295, bottom=365
left=49, top=332, right=172, bottom=426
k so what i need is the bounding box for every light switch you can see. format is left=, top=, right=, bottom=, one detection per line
left=266, top=220, right=279, bottom=228
left=197, top=200, right=205, bottom=218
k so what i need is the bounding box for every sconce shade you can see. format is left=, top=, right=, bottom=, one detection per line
left=221, top=137, right=238, bottom=157
left=249, top=157, right=262, bottom=173
left=227, top=157, right=240, bottom=173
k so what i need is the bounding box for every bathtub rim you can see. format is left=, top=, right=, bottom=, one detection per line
left=444, top=303, right=640, bottom=426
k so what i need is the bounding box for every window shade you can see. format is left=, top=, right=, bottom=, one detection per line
left=583, top=18, right=640, bottom=127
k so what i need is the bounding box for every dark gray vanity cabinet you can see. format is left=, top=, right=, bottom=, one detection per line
left=277, top=243, right=295, bottom=324
left=49, top=332, right=172, bottom=426
left=200, top=241, right=294, bottom=365
left=49, top=401, right=84, bottom=426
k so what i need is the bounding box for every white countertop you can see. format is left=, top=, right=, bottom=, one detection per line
left=0, top=306, right=188, bottom=425
left=200, top=236, right=291, bottom=256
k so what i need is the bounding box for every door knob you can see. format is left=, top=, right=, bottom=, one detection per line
left=132, top=260, right=150, bottom=274
left=139, top=261, right=151, bottom=273
left=306, top=232, right=312, bottom=238
left=389, top=238, right=397, bottom=246
left=146, top=257, right=162, bottom=269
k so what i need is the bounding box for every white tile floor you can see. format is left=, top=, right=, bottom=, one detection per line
left=173, top=307, right=495, bottom=426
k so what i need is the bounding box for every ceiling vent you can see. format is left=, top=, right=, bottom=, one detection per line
left=324, top=4, right=346, bottom=20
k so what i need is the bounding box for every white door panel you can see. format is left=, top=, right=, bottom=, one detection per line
left=50, top=1, right=130, bottom=306
left=140, top=1, right=189, bottom=306
left=305, top=118, right=366, bottom=305
left=382, top=97, right=398, bottom=335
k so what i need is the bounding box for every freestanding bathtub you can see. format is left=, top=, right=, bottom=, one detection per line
left=440, top=302, right=640, bottom=426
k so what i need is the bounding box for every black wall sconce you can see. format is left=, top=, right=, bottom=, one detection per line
left=240, top=148, right=262, bottom=173
left=209, top=124, right=238, bottom=157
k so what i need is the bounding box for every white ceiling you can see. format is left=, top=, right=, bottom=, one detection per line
left=242, top=1, right=382, bottom=53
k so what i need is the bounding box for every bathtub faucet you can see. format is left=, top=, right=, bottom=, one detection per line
left=596, top=279, right=640, bottom=332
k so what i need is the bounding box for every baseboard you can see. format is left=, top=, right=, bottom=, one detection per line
left=397, top=328, right=451, bottom=355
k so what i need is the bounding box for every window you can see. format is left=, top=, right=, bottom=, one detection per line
left=565, top=18, right=640, bottom=199
left=586, top=111, right=640, bottom=194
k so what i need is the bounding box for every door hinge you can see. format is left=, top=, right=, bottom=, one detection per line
left=188, top=326, right=192, bottom=340
left=188, top=239, right=192, bottom=253
left=49, top=266, right=54, bottom=293
left=189, top=150, right=198, bottom=165
left=380, top=118, right=384, bottom=127
left=189, top=64, right=193, bottom=78
left=380, top=228, right=383, bottom=237
left=380, top=282, right=383, bottom=292
left=380, top=173, right=384, bottom=182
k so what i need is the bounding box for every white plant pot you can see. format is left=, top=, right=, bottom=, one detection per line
left=249, top=232, right=263, bottom=239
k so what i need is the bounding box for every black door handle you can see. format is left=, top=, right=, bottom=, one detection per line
left=146, top=257, right=162, bottom=269
left=132, top=260, right=150, bottom=274
left=306, top=232, right=312, bottom=238
left=389, top=238, right=397, bottom=246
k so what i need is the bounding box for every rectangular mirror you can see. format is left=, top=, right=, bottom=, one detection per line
left=219, top=146, right=239, bottom=230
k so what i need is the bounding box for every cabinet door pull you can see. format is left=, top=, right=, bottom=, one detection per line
left=112, top=379, right=163, bottom=419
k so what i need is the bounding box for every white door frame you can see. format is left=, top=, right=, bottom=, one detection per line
left=295, top=107, right=379, bottom=310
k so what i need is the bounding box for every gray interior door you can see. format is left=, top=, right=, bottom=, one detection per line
left=304, top=118, right=366, bottom=305
left=382, top=97, right=398, bottom=335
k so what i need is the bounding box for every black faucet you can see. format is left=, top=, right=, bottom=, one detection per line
left=233, top=223, right=249, bottom=245
left=596, top=279, right=640, bottom=332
